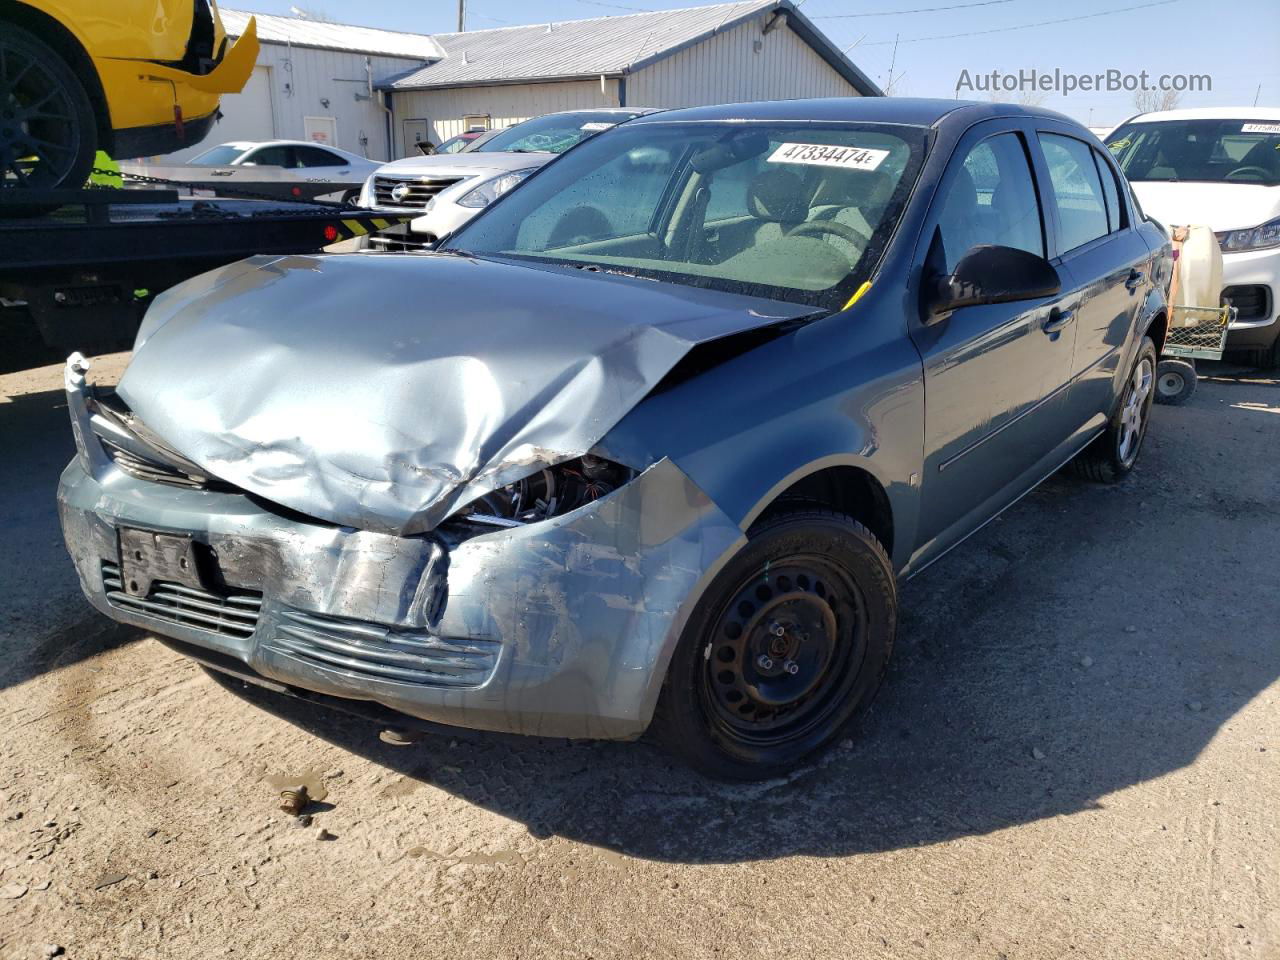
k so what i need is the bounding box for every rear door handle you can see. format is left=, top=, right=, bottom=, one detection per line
left=1043, top=306, right=1075, bottom=335
left=1125, top=269, right=1144, bottom=292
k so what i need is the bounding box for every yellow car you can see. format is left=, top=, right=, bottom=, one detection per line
left=0, top=0, right=258, bottom=191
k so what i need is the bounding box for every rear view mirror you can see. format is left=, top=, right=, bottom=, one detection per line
left=926, top=244, right=1060, bottom=320
left=416, top=142, right=436, bottom=156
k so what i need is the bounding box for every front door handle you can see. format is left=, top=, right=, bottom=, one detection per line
left=1125, top=269, right=1145, bottom=292
left=1043, top=306, right=1075, bottom=335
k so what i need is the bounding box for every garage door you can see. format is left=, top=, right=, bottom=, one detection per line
left=152, top=65, right=276, bottom=162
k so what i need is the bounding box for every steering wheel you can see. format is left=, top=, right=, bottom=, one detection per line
left=1225, top=165, right=1272, bottom=182
left=786, top=219, right=871, bottom=247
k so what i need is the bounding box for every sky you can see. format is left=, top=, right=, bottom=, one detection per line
left=228, top=0, right=1279, bottom=128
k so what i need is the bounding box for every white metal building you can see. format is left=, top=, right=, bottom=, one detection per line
left=152, top=1, right=878, bottom=162
left=154, top=11, right=442, bottom=163
left=383, top=0, right=880, bottom=156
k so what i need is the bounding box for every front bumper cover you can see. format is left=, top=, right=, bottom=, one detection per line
left=1222, top=246, right=1279, bottom=352
left=57, top=361, right=745, bottom=740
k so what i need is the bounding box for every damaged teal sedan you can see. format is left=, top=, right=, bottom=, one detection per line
left=58, top=99, right=1172, bottom=779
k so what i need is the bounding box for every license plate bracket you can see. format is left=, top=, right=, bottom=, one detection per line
left=117, top=527, right=206, bottom=598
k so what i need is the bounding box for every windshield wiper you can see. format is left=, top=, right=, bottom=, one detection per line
left=573, top=263, right=657, bottom=282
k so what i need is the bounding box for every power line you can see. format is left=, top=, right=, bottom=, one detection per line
left=857, top=0, right=1182, bottom=45
left=565, top=0, right=655, bottom=12
left=814, top=0, right=1022, bottom=19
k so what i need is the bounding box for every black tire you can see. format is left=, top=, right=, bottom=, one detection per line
left=0, top=23, right=98, bottom=209
left=1071, top=336, right=1157, bottom=483
left=1155, top=358, right=1197, bottom=405
left=1260, top=334, right=1280, bottom=372
left=650, top=509, right=896, bottom=780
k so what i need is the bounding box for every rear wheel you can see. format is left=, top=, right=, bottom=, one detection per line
left=651, top=509, right=896, bottom=780
left=0, top=24, right=97, bottom=203
left=1155, top=358, right=1197, bottom=405
left=1072, top=336, right=1157, bottom=483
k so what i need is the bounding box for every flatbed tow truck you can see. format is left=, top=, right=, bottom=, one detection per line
left=0, top=184, right=405, bottom=357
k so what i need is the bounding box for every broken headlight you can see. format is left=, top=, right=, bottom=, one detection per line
left=451, top=455, right=634, bottom=527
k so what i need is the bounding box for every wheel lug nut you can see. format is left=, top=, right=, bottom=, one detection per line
left=783, top=660, right=800, bottom=675
left=756, top=654, right=774, bottom=671
left=768, top=621, right=785, bottom=638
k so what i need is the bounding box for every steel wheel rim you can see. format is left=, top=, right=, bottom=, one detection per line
left=1118, top=356, right=1153, bottom=464
left=1158, top=370, right=1184, bottom=397
left=699, top=556, right=867, bottom=747
left=0, top=39, right=81, bottom=188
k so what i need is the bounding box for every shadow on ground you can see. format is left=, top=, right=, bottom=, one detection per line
left=0, top=383, right=142, bottom=688
left=201, top=366, right=1280, bottom=863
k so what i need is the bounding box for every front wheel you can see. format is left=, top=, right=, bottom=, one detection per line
left=1071, top=336, right=1157, bottom=483
left=650, top=509, right=896, bottom=780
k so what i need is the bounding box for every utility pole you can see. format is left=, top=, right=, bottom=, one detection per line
left=457, top=0, right=466, bottom=32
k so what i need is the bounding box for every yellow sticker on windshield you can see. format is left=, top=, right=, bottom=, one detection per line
left=767, top=143, right=889, bottom=171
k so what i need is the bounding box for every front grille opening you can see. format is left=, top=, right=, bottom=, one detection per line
left=102, top=561, right=262, bottom=639
left=372, top=175, right=465, bottom=210
left=369, top=232, right=437, bottom=253
left=1222, top=284, right=1271, bottom=321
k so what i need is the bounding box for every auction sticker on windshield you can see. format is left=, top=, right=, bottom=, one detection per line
left=768, top=143, right=889, bottom=170
left=1242, top=123, right=1280, bottom=134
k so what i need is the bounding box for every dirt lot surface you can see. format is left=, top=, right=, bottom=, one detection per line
left=1, top=353, right=1276, bottom=960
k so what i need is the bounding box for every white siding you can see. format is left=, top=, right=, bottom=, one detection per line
left=152, top=44, right=430, bottom=162
left=627, top=18, right=857, bottom=109
left=391, top=79, right=621, bottom=156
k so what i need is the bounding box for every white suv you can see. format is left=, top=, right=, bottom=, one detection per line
left=359, top=108, right=659, bottom=249
left=1106, top=107, right=1280, bottom=366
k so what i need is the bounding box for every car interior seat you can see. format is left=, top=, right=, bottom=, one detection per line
left=745, top=168, right=811, bottom=246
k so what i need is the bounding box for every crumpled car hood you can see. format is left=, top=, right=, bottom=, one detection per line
left=118, top=253, right=814, bottom=535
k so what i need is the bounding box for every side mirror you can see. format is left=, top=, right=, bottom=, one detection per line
left=415, top=141, right=436, bottom=156
left=926, top=244, right=1061, bottom=320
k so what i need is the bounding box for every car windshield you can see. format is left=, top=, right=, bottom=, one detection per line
left=1106, top=119, right=1280, bottom=186
left=473, top=111, right=647, bottom=154
left=189, top=144, right=248, bottom=165
left=447, top=121, right=927, bottom=310
left=435, top=134, right=475, bottom=154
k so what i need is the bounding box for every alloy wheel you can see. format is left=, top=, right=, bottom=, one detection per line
left=0, top=39, right=82, bottom=188
left=1118, top=356, right=1154, bottom=465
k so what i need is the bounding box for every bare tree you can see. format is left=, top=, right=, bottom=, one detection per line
left=1133, top=87, right=1182, bottom=114
left=989, top=89, right=1049, bottom=107
left=288, top=5, right=331, bottom=21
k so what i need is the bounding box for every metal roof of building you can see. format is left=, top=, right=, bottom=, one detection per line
left=220, top=9, right=443, bottom=60
left=382, top=0, right=879, bottom=96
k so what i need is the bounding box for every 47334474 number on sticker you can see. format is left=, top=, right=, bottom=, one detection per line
left=767, top=142, right=890, bottom=171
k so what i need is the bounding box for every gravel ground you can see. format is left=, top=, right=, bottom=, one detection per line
left=1, top=353, right=1276, bottom=960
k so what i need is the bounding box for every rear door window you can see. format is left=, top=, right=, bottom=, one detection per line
left=1038, top=133, right=1109, bottom=253
left=1092, top=148, right=1124, bottom=233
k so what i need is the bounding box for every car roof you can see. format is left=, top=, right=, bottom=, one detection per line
left=626, top=97, right=1079, bottom=129
left=219, top=140, right=363, bottom=154
left=1122, top=106, right=1280, bottom=123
